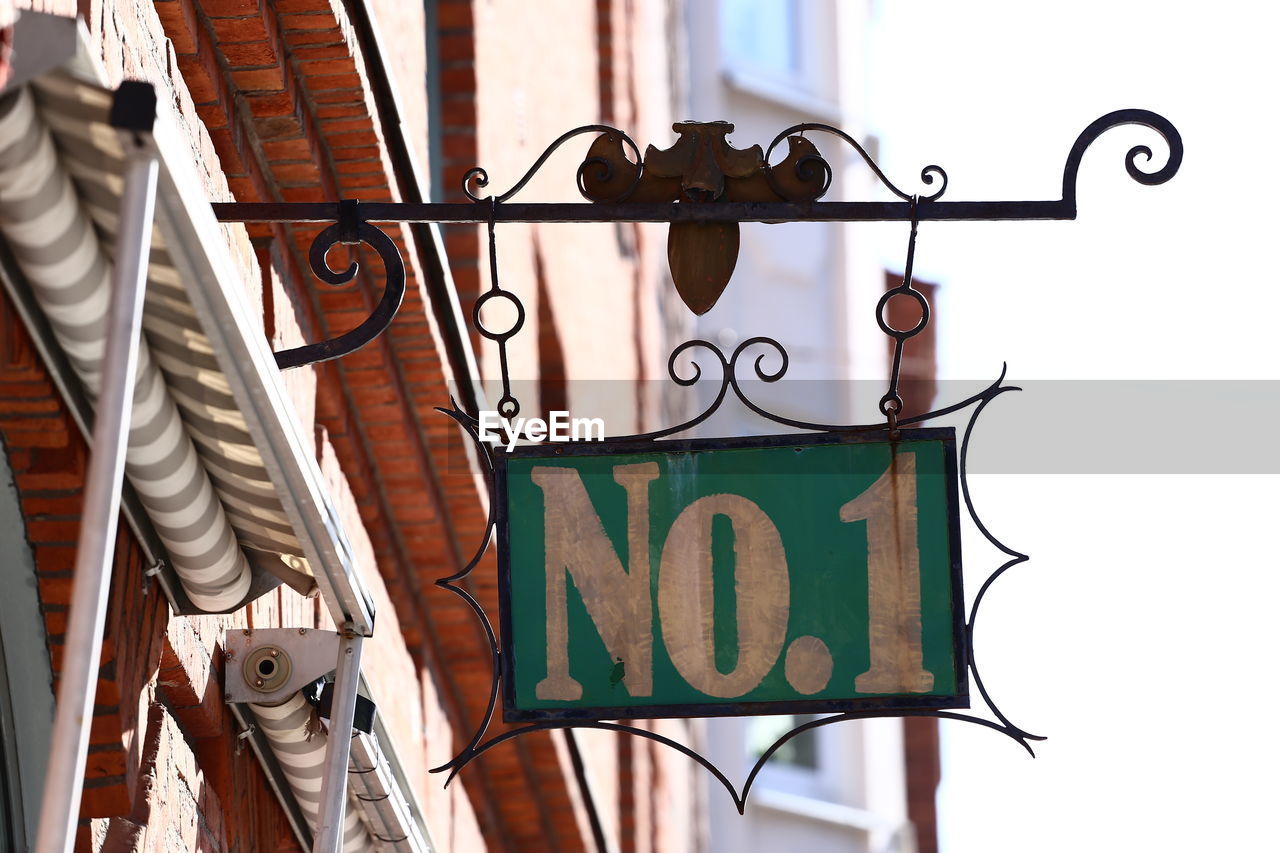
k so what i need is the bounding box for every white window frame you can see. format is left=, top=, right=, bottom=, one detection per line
left=748, top=714, right=844, bottom=801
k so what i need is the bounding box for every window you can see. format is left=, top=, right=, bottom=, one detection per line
left=746, top=713, right=836, bottom=800
left=748, top=713, right=819, bottom=770
left=718, top=0, right=836, bottom=115
left=721, top=0, right=803, bottom=84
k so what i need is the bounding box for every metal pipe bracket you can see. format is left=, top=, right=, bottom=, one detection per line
left=223, top=627, right=341, bottom=706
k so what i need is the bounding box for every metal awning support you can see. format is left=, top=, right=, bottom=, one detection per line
left=33, top=83, right=159, bottom=853
left=143, top=64, right=435, bottom=845
left=314, top=630, right=365, bottom=853
left=348, top=724, right=433, bottom=851
left=225, top=630, right=431, bottom=851
left=3, top=45, right=433, bottom=847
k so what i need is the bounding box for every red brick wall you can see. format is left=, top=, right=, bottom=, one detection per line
left=0, top=262, right=306, bottom=849
left=2, top=1, right=702, bottom=850
left=1, top=1, right=490, bottom=849
left=433, top=3, right=700, bottom=852
left=903, top=718, right=941, bottom=853
left=434, top=0, right=481, bottom=333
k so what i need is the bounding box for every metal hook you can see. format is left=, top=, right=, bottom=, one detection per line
left=141, top=557, right=165, bottom=596
left=348, top=746, right=381, bottom=775
left=879, top=196, right=929, bottom=430
left=234, top=723, right=256, bottom=757
left=472, top=196, right=523, bottom=418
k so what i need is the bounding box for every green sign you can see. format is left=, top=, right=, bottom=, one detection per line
left=495, top=429, right=967, bottom=721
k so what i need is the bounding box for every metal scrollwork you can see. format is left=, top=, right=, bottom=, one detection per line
left=452, top=120, right=958, bottom=315
left=428, top=403, right=502, bottom=770
left=1060, top=108, right=1182, bottom=214
left=455, top=119, right=960, bottom=211
left=463, top=124, right=646, bottom=204
left=221, top=111, right=1184, bottom=363
left=274, top=201, right=406, bottom=370
left=762, top=122, right=948, bottom=203
left=209, top=112, right=1186, bottom=803
left=431, top=333, right=1044, bottom=806
left=214, top=110, right=1183, bottom=231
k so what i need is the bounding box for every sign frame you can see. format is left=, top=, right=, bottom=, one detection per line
left=493, top=426, right=969, bottom=723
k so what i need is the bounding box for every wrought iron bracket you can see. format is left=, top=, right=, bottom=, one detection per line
left=207, top=111, right=1183, bottom=805
left=216, top=110, right=1180, bottom=224
left=274, top=199, right=407, bottom=370
left=215, top=109, right=1182, bottom=361
left=222, top=626, right=340, bottom=706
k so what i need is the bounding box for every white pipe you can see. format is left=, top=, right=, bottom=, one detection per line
left=313, top=631, right=364, bottom=853
left=33, top=139, right=158, bottom=853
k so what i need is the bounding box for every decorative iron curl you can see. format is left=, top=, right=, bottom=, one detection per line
left=462, top=124, right=645, bottom=204
left=429, top=402, right=503, bottom=772
left=1061, top=108, right=1182, bottom=214
left=564, top=336, right=786, bottom=445
left=593, top=336, right=1011, bottom=441
left=765, top=123, right=949, bottom=203
left=762, top=142, right=833, bottom=201
left=593, top=340, right=734, bottom=443
left=274, top=205, right=406, bottom=370
left=429, top=359, right=1042, bottom=803
left=576, top=132, right=647, bottom=204
left=919, top=164, right=949, bottom=203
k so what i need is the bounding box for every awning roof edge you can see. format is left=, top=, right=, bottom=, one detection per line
left=141, top=66, right=448, bottom=851
left=2, top=21, right=437, bottom=850
left=146, top=97, right=376, bottom=633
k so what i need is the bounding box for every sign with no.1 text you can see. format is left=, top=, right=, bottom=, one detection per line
left=495, top=429, right=968, bottom=721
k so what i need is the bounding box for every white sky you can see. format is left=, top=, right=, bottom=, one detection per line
left=867, top=3, right=1280, bottom=851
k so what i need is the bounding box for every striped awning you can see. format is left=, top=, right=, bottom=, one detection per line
left=0, top=73, right=314, bottom=611
left=252, top=695, right=377, bottom=851
left=0, top=51, right=425, bottom=849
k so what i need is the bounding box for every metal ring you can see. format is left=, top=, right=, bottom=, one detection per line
left=875, top=287, right=930, bottom=340
left=472, top=289, right=526, bottom=341
left=242, top=646, right=291, bottom=693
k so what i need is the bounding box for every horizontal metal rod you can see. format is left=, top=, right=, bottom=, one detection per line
left=213, top=199, right=1074, bottom=224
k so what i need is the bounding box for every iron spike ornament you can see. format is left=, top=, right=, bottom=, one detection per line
left=211, top=111, right=1184, bottom=810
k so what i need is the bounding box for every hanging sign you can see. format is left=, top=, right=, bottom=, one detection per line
left=496, top=428, right=967, bottom=721
left=214, top=108, right=1185, bottom=795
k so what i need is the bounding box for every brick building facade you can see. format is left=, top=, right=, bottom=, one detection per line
left=0, top=1, right=698, bottom=851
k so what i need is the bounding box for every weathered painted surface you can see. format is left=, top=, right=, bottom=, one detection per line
left=497, top=429, right=967, bottom=721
